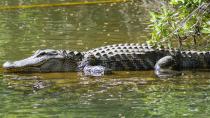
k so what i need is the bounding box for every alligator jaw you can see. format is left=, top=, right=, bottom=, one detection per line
left=3, top=60, right=43, bottom=73
left=2, top=49, right=83, bottom=73
left=2, top=53, right=49, bottom=73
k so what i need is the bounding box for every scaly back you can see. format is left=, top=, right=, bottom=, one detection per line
left=83, top=43, right=169, bottom=70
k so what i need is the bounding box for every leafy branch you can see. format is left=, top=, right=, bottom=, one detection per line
left=148, top=0, right=210, bottom=49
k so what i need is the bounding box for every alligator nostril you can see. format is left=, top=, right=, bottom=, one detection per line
left=3, top=61, right=13, bottom=68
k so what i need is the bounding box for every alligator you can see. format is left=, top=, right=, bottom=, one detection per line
left=3, top=43, right=210, bottom=77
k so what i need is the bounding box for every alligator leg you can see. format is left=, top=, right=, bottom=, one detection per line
left=83, top=65, right=112, bottom=76
left=154, top=56, right=182, bottom=78
left=78, top=54, right=112, bottom=76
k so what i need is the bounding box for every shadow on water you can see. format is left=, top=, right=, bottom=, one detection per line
left=0, top=69, right=210, bottom=117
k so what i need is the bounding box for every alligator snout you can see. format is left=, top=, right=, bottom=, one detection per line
left=3, top=61, right=14, bottom=69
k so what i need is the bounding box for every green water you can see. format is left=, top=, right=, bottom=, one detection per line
left=0, top=1, right=210, bottom=118
left=1, top=72, right=210, bottom=117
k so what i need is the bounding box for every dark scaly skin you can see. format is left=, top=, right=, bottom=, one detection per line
left=80, top=43, right=210, bottom=77
left=3, top=49, right=84, bottom=73
left=3, top=43, right=210, bottom=77
left=82, top=43, right=210, bottom=69
left=81, top=43, right=166, bottom=70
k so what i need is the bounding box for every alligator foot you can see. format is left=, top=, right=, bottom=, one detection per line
left=83, top=65, right=112, bottom=76
left=155, top=56, right=182, bottom=78
left=78, top=54, right=112, bottom=76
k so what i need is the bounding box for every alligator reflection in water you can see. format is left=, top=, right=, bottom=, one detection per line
left=2, top=70, right=210, bottom=93
left=1, top=71, right=210, bottom=117
left=2, top=71, right=154, bottom=93
left=3, top=74, right=54, bottom=93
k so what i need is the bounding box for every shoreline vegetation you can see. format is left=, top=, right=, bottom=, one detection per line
left=0, top=0, right=209, bottom=50
left=146, top=0, right=210, bottom=49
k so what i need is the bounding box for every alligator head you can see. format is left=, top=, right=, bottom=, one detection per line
left=3, top=49, right=83, bottom=73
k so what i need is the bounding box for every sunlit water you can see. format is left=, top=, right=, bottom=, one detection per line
left=1, top=71, right=210, bottom=117
left=0, top=0, right=210, bottom=118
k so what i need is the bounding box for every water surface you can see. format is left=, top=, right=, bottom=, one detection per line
left=0, top=1, right=210, bottom=118
left=0, top=0, right=149, bottom=64
left=1, top=71, right=210, bottom=117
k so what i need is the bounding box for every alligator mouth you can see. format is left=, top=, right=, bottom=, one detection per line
left=3, top=59, right=47, bottom=73
left=3, top=66, right=41, bottom=73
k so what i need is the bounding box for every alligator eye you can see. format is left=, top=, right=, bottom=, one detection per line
left=47, top=51, right=58, bottom=55
left=37, top=52, right=46, bottom=57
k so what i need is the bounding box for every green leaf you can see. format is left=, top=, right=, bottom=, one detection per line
left=207, top=21, right=210, bottom=25
left=201, top=28, right=210, bottom=34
